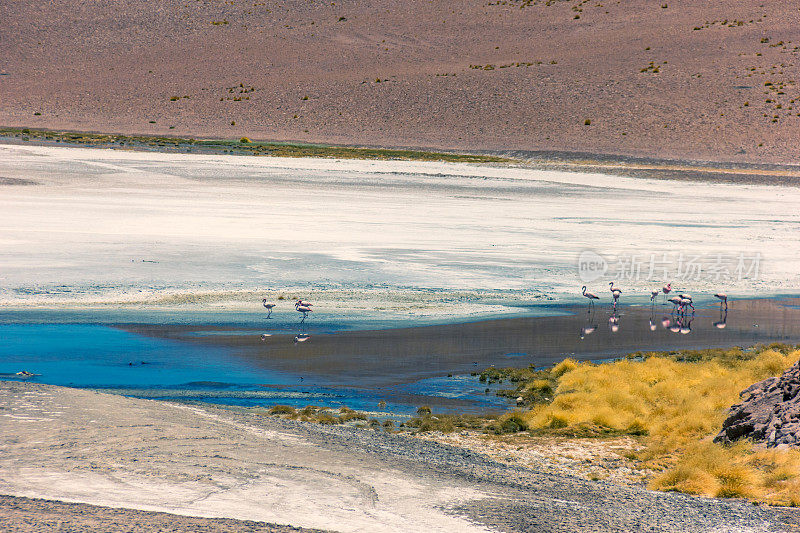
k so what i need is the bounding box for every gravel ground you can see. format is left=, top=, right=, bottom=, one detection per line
left=0, top=495, right=329, bottom=533
left=2, top=382, right=800, bottom=532
left=223, top=409, right=800, bottom=532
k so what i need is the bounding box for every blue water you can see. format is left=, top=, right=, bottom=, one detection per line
left=0, top=323, right=509, bottom=416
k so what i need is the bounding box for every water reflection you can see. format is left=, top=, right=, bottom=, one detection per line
left=580, top=308, right=598, bottom=339
left=579, top=297, right=731, bottom=339
left=608, top=309, right=620, bottom=333
left=714, top=308, right=728, bottom=329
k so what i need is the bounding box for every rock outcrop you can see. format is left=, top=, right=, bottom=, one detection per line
left=715, top=361, right=800, bottom=448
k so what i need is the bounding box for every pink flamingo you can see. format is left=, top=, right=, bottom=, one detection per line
left=714, top=293, right=728, bottom=310
left=262, top=299, right=276, bottom=319
left=679, top=294, right=695, bottom=314
left=296, top=303, right=313, bottom=322
left=662, top=283, right=672, bottom=302
left=650, top=289, right=659, bottom=302
left=609, top=282, right=622, bottom=307
left=581, top=286, right=600, bottom=311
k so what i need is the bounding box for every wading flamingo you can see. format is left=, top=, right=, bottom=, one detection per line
left=609, top=282, right=622, bottom=308
left=714, top=293, right=728, bottom=310
left=581, top=286, right=600, bottom=312
left=662, top=283, right=672, bottom=302
left=296, top=304, right=313, bottom=322
left=262, top=299, right=276, bottom=319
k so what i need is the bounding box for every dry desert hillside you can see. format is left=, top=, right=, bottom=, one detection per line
left=2, top=0, right=800, bottom=163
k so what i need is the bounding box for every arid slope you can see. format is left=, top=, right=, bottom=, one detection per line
left=1, top=0, right=800, bottom=163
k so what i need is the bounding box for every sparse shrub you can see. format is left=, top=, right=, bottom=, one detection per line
left=416, top=405, right=432, bottom=416
left=492, top=413, right=529, bottom=434
left=269, top=404, right=296, bottom=415
left=584, top=119, right=591, bottom=126
left=240, top=137, right=251, bottom=143
left=316, top=412, right=340, bottom=425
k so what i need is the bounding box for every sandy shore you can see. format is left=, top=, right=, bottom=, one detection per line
left=3, top=381, right=800, bottom=532
left=2, top=1, right=800, bottom=164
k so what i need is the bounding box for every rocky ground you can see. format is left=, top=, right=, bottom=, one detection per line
left=2, top=1, right=800, bottom=164
left=3, top=381, right=800, bottom=532
left=716, top=360, right=800, bottom=448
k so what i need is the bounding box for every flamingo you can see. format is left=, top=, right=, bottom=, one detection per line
left=667, top=296, right=683, bottom=313
left=581, top=286, right=600, bottom=312
left=296, top=305, right=313, bottom=322
left=714, top=293, right=728, bottom=310
left=680, top=297, right=695, bottom=314
left=650, top=289, right=659, bottom=303
left=662, top=283, right=672, bottom=302
left=295, top=299, right=312, bottom=308
left=609, top=282, right=622, bottom=307
left=262, top=299, right=276, bottom=318
left=294, top=333, right=311, bottom=343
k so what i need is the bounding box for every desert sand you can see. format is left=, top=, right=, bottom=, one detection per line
left=2, top=1, right=800, bottom=163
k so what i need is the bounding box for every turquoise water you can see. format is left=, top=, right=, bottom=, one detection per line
left=0, top=323, right=509, bottom=415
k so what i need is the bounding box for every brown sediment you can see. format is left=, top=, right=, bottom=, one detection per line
left=120, top=297, right=800, bottom=388
left=3, top=1, right=800, bottom=165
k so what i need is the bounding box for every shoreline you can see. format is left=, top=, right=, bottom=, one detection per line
left=3, top=381, right=800, bottom=532
left=4, top=127, right=800, bottom=186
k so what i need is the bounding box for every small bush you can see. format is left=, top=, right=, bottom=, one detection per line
left=493, top=413, right=529, bottom=434
left=269, top=405, right=296, bottom=415
left=416, top=405, right=432, bottom=416
left=240, top=137, right=251, bottom=143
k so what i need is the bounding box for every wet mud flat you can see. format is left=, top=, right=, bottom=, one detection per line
left=124, top=297, right=800, bottom=389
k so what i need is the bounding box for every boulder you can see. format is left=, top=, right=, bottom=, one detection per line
left=714, top=360, right=800, bottom=448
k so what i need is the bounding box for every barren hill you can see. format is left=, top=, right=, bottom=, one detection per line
left=2, top=0, right=799, bottom=163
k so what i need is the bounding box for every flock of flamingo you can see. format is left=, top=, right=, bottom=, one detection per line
left=262, top=285, right=731, bottom=343
left=261, top=298, right=313, bottom=343
left=581, top=282, right=728, bottom=313
left=262, top=298, right=313, bottom=321
left=579, top=282, right=730, bottom=338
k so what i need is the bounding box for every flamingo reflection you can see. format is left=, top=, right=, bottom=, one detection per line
left=714, top=308, right=728, bottom=329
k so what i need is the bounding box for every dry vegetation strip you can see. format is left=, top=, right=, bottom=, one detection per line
left=0, top=128, right=512, bottom=164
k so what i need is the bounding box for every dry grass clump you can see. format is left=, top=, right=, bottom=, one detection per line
left=402, top=412, right=494, bottom=433
left=265, top=404, right=366, bottom=424
left=519, top=344, right=800, bottom=503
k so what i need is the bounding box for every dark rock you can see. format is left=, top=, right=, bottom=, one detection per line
left=715, top=360, right=800, bottom=447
